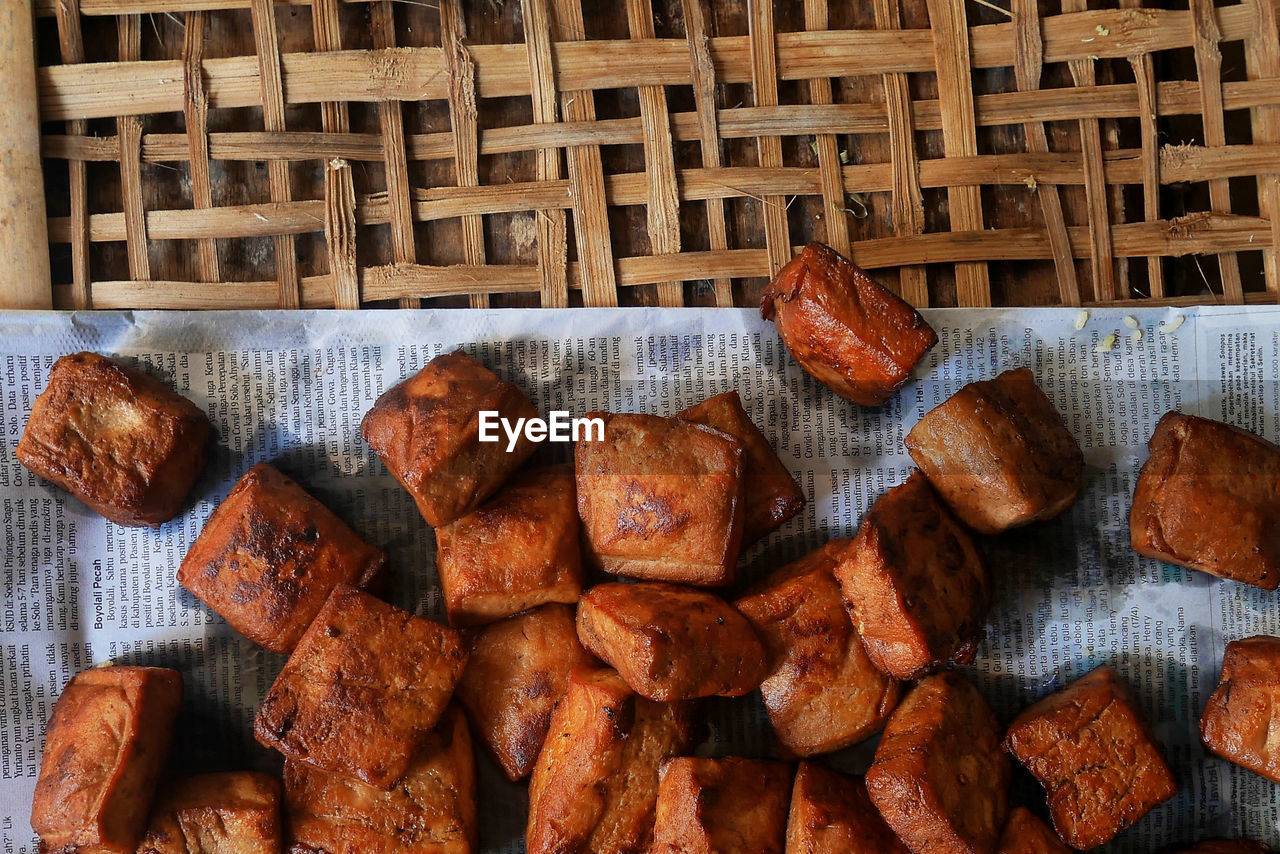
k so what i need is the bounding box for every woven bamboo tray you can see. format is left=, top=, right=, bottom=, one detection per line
left=21, top=0, right=1280, bottom=310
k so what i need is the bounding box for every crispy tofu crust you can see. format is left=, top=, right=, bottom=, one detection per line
left=1130, top=412, right=1280, bottom=589
left=436, top=464, right=583, bottom=626
left=1004, top=666, right=1175, bottom=850
left=651, top=756, right=792, bottom=854
left=834, top=472, right=989, bottom=679
left=866, top=671, right=1009, bottom=854
left=760, top=243, right=937, bottom=407
left=576, top=581, right=768, bottom=701
left=285, top=705, right=476, bottom=854
left=31, top=666, right=183, bottom=854
left=677, top=392, right=804, bottom=544
left=17, top=352, right=211, bottom=526
left=454, top=604, right=596, bottom=781
left=526, top=667, right=695, bottom=854
left=255, top=586, right=467, bottom=789
left=575, top=413, right=746, bottom=586
left=136, top=771, right=281, bottom=854
left=360, top=350, right=539, bottom=527
left=905, top=368, right=1083, bottom=534
left=1201, top=635, right=1280, bottom=784
left=735, top=539, right=900, bottom=756
left=996, top=807, right=1070, bottom=854
left=1166, top=843, right=1274, bottom=854
left=178, top=462, right=387, bottom=653
left=785, top=762, right=909, bottom=854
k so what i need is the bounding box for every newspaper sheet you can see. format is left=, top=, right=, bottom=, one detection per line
left=1, top=306, right=1278, bottom=852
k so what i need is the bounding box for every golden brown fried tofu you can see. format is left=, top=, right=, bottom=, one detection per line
left=1167, top=843, right=1274, bottom=854
left=652, top=756, right=792, bottom=854
left=577, top=581, right=767, bottom=701
left=866, top=671, right=1009, bottom=854
left=760, top=243, right=937, bottom=407
left=454, top=604, right=595, bottom=781
left=677, top=392, right=804, bottom=544
left=361, top=350, right=539, bottom=527
left=1004, top=666, right=1175, bottom=850
left=735, top=540, right=899, bottom=756
left=286, top=705, right=475, bottom=854
left=834, top=472, right=989, bottom=680
left=31, top=666, right=183, bottom=854
left=1131, top=412, right=1280, bottom=589
left=526, top=667, right=695, bottom=854
left=136, top=771, right=281, bottom=854
left=178, top=463, right=386, bottom=654
left=17, top=351, right=211, bottom=526
left=785, top=762, right=908, bottom=854
left=255, top=586, right=467, bottom=789
left=1201, top=635, right=1280, bottom=784
left=575, top=412, right=745, bottom=586
left=436, top=465, right=582, bottom=626
left=997, top=807, right=1070, bottom=854
left=905, top=368, right=1084, bottom=534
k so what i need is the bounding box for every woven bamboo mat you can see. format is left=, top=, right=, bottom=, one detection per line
left=24, top=0, right=1280, bottom=310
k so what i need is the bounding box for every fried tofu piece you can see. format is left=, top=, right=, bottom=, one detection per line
left=760, top=243, right=937, bottom=407
left=31, top=666, right=183, bottom=854
left=136, top=771, right=281, bottom=854
left=454, top=604, right=595, bottom=781
left=834, top=472, right=989, bottom=679
left=652, top=756, right=792, bottom=854
left=255, top=586, right=467, bottom=789
left=866, top=671, right=1009, bottom=854
left=1167, top=843, right=1274, bottom=854
left=996, top=807, right=1070, bottom=854
left=677, top=392, right=804, bottom=544
left=905, top=368, right=1084, bottom=534
left=575, top=412, right=746, bottom=586
left=577, top=581, right=767, bottom=701
left=1004, top=666, right=1176, bottom=850
left=436, top=465, right=582, bottom=626
left=286, top=705, right=476, bottom=854
left=361, top=350, right=539, bottom=527
left=526, top=667, right=695, bottom=854
left=178, top=462, right=387, bottom=653
left=785, top=762, right=908, bottom=854
left=735, top=540, right=900, bottom=756
left=1201, top=635, right=1280, bottom=783
left=1130, top=412, right=1280, bottom=589
left=17, top=351, right=211, bottom=526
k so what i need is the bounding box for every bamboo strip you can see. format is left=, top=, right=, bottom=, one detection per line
left=748, top=0, right=792, bottom=278
left=1125, top=17, right=1164, bottom=299
left=1245, top=0, right=1280, bottom=298
left=803, top=0, right=850, bottom=262
left=51, top=0, right=88, bottom=308
left=521, top=0, right=569, bottom=308
left=183, top=10, right=220, bottom=284
left=324, top=158, right=359, bottom=309
left=441, top=0, right=487, bottom=309
left=117, top=15, right=151, bottom=282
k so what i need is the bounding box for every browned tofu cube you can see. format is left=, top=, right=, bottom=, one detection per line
left=575, top=412, right=745, bottom=586
left=735, top=539, right=900, bottom=756
left=1004, top=666, right=1175, bottom=850
left=997, top=807, right=1070, bottom=854
left=905, top=368, right=1084, bottom=534
left=255, top=586, right=467, bottom=789
left=1167, top=843, right=1274, bottom=854
left=834, top=472, right=989, bottom=679
left=177, top=462, right=387, bottom=653
left=136, top=771, right=281, bottom=854
left=785, top=762, right=909, bottom=854
left=1131, top=412, right=1280, bottom=589
left=677, top=391, right=804, bottom=544
left=526, top=667, right=695, bottom=854
left=436, top=464, right=582, bottom=627
left=31, top=666, right=183, bottom=854
left=866, top=671, right=1009, bottom=854
left=286, top=705, right=476, bottom=854
left=1201, top=635, right=1280, bottom=783
left=576, top=581, right=767, bottom=701
left=454, top=603, right=596, bottom=781
left=760, top=243, right=937, bottom=407
left=361, top=350, right=539, bottom=527
left=17, top=351, right=211, bottom=526
left=652, top=756, right=792, bottom=854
